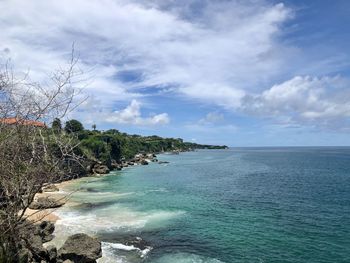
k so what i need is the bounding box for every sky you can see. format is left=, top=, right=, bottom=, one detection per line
left=1, top=0, right=350, bottom=146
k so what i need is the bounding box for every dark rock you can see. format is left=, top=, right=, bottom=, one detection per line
left=140, top=160, right=148, bottom=165
left=58, top=233, right=102, bottom=263
left=47, top=245, right=57, bottom=262
left=42, top=184, right=59, bottom=192
left=29, top=234, right=47, bottom=259
left=158, top=161, right=169, bottom=164
left=92, top=164, right=110, bottom=174
left=38, top=221, right=55, bottom=243
left=111, top=161, right=119, bottom=169
left=146, top=153, right=156, bottom=159
left=18, top=248, right=32, bottom=263
left=29, top=197, right=64, bottom=210
left=125, top=236, right=149, bottom=250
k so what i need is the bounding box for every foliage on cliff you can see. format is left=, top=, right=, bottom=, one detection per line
left=61, top=120, right=228, bottom=165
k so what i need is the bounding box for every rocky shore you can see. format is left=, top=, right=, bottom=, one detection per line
left=87, top=152, right=159, bottom=176
left=18, top=221, right=102, bottom=263
left=24, top=152, right=165, bottom=263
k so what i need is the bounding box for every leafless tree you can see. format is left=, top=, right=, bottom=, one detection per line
left=0, top=51, right=86, bottom=262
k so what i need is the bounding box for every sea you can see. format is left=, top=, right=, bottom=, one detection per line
left=50, top=147, right=350, bottom=263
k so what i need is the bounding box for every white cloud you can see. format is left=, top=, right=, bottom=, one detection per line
left=241, top=76, right=350, bottom=129
left=105, top=100, right=169, bottom=126
left=0, top=0, right=292, bottom=114
left=199, top=112, right=225, bottom=124
left=1, top=0, right=349, bottom=131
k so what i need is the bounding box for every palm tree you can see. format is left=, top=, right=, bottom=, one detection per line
left=92, top=124, right=96, bottom=131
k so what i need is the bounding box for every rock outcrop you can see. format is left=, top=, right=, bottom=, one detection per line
left=58, top=233, right=102, bottom=263
left=92, top=164, right=110, bottom=174
left=140, top=159, right=149, bottom=165
left=29, top=197, right=65, bottom=209
left=19, top=220, right=57, bottom=262
left=42, top=184, right=59, bottom=192
left=37, top=220, right=55, bottom=242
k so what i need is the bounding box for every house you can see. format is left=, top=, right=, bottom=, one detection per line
left=0, top=117, right=46, bottom=128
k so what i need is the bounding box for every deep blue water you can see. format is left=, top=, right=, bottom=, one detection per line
left=54, top=148, right=350, bottom=263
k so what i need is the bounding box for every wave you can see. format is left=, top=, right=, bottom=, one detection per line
left=55, top=207, right=185, bottom=231
left=95, top=241, right=152, bottom=263
left=103, top=241, right=152, bottom=258
left=49, top=205, right=185, bottom=249
left=151, top=252, right=225, bottom=263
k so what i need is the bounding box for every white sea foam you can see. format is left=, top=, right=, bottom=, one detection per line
left=145, top=188, right=169, bottom=193
left=49, top=204, right=185, bottom=249
left=103, top=241, right=152, bottom=257
left=151, top=252, right=225, bottom=263
left=55, top=207, right=184, bottom=232
left=97, top=242, right=152, bottom=263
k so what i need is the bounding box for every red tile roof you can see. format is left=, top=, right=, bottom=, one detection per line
left=0, top=118, right=46, bottom=127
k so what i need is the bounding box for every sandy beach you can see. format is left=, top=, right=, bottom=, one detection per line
left=24, top=178, right=84, bottom=223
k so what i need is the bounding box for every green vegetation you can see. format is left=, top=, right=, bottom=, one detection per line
left=64, top=119, right=84, bottom=133
left=52, top=118, right=62, bottom=133
left=60, top=119, right=228, bottom=166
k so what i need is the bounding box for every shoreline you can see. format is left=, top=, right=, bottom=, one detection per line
left=25, top=150, right=189, bottom=261
left=25, top=177, right=87, bottom=223
left=27, top=150, right=182, bottom=224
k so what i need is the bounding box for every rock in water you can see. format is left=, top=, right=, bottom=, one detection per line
left=58, top=233, right=102, bottom=263
left=141, top=159, right=149, bottom=165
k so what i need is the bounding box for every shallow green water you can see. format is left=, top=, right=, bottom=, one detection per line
left=53, top=148, right=350, bottom=262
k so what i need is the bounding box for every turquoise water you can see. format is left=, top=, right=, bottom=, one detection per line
left=53, top=148, right=350, bottom=262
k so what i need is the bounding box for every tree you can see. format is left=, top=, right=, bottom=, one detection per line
left=0, top=52, right=84, bottom=262
left=52, top=118, right=62, bottom=133
left=92, top=124, right=96, bottom=131
left=65, top=119, right=84, bottom=133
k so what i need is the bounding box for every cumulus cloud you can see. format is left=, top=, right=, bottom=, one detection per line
left=241, top=76, right=350, bottom=129
left=105, top=100, right=169, bottom=126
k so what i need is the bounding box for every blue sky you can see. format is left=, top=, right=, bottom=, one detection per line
left=1, top=0, right=350, bottom=146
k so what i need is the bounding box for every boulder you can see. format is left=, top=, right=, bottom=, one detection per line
left=42, top=184, right=59, bottom=192
left=38, top=221, right=55, bottom=242
left=29, top=234, right=47, bottom=259
left=92, top=164, right=109, bottom=174
left=140, top=160, right=149, bottom=165
left=29, top=197, right=64, bottom=210
left=111, top=161, right=119, bottom=169
left=18, top=248, right=32, bottom=263
left=146, top=153, right=156, bottom=159
left=58, top=233, right=102, bottom=263
left=46, top=245, right=57, bottom=262
left=125, top=236, right=150, bottom=250
left=158, top=161, right=169, bottom=164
